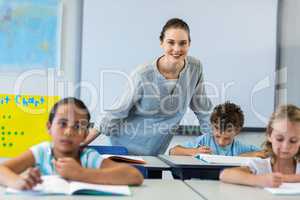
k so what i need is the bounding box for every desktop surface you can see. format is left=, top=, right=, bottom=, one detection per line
left=0, top=179, right=203, bottom=200
left=185, top=180, right=300, bottom=200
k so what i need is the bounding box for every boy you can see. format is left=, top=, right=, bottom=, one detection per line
left=170, top=102, right=262, bottom=156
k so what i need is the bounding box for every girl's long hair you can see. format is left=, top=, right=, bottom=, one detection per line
left=263, top=104, right=300, bottom=162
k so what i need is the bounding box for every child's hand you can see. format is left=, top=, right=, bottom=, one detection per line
left=261, top=172, right=283, bottom=187
left=195, top=146, right=212, bottom=154
left=13, top=167, right=42, bottom=190
left=53, top=158, right=84, bottom=180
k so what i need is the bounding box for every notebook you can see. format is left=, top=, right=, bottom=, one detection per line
left=264, top=183, right=300, bottom=195
left=194, top=154, right=259, bottom=166
left=6, top=175, right=131, bottom=196
left=102, top=155, right=146, bottom=164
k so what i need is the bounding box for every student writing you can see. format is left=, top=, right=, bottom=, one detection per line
left=170, top=102, right=262, bottom=157
left=0, top=97, right=143, bottom=190
left=220, top=105, right=300, bottom=187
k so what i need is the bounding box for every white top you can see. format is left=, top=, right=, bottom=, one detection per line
left=248, top=157, right=300, bottom=175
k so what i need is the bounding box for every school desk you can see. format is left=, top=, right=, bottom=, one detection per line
left=185, top=180, right=299, bottom=200
left=159, top=155, right=236, bottom=180
left=137, top=156, right=170, bottom=178
left=0, top=179, right=203, bottom=200
left=0, top=156, right=170, bottom=179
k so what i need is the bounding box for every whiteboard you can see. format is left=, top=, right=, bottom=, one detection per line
left=81, top=0, right=278, bottom=128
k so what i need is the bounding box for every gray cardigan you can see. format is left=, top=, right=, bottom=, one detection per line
left=95, top=56, right=213, bottom=155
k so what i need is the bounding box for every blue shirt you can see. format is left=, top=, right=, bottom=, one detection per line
left=30, top=142, right=104, bottom=175
left=95, top=56, right=213, bottom=155
left=182, top=133, right=261, bottom=156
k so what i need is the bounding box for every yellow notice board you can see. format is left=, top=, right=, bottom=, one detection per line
left=0, top=94, right=60, bottom=157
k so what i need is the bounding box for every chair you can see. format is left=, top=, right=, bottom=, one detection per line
left=87, top=145, right=148, bottom=178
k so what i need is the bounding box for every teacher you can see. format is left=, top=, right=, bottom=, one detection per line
left=85, top=18, right=213, bottom=155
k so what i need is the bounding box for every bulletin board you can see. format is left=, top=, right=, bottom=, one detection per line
left=0, top=94, right=60, bottom=157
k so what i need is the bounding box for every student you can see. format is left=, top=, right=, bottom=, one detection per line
left=220, top=104, right=300, bottom=187
left=170, top=102, right=262, bottom=156
left=82, top=18, right=213, bottom=156
left=0, top=97, right=143, bottom=190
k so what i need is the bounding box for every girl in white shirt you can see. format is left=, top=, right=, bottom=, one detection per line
left=220, top=104, right=300, bottom=188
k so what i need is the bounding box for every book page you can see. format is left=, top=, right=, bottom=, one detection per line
left=6, top=175, right=69, bottom=195
left=195, top=154, right=259, bottom=166
left=38, top=175, right=70, bottom=194
left=264, top=183, right=300, bottom=195
left=69, top=181, right=131, bottom=196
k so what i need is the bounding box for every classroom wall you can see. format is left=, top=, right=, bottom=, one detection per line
left=74, top=0, right=300, bottom=109
left=80, top=0, right=278, bottom=128
left=278, top=0, right=300, bottom=106
left=2, top=0, right=298, bottom=109
left=1, top=0, right=299, bottom=152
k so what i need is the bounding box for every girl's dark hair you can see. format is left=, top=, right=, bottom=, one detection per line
left=210, top=101, right=244, bottom=132
left=160, top=18, right=191, bottom=42
left=263, top=104, right=300, bottom=161
left=48, top=97, right=90, bottom=124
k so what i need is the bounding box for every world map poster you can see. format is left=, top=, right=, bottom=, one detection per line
left=0, top=0, right=61, bottom=69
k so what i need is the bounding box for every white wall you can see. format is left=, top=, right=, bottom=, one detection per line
left=81, top=0, right=278, bottom=128
left=3, top=0, right=298, bottom=114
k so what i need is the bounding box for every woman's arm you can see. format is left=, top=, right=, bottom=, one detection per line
left=0, top=150, right=42, bottom=189
left=81, top=70, right=143, bottom=146
left=80, top=128, right=100, bottom=147
left=220, top=167, right=283, bottom=187
left=188, top=61, right=213, bottom=134
left=54, top=158, right=144, bottom=186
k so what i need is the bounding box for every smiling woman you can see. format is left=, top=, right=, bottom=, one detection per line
left=83, top=18, right=213, bottom=156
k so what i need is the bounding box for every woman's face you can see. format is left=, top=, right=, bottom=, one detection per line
left=268, top=119, right=300, bottom=159
left=160, top=28, right=190, bottom=66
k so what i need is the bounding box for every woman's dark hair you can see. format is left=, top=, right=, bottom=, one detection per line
left=210, top=101, right=244, bottom=132
left=160, top=18, right=191, bottom=42
left=48, top=97, right=91, bottom=124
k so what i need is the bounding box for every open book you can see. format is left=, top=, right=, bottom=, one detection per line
left=195, top=154, right=259, bottom=166
left=102, top=154, right=146, bottom=164
left=264, top=183, right=300, bottom=195
left=6, top=175, right=131, bottom=196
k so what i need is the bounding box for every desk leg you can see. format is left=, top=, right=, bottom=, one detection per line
left=171, top=168, right=221, bottom=180
left=147, top=170, right=162, bottom=179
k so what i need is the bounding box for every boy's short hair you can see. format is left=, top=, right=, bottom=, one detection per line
left=48, top=97, right=91, bottom=124
left=210, top=101, right=244, bottom=132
